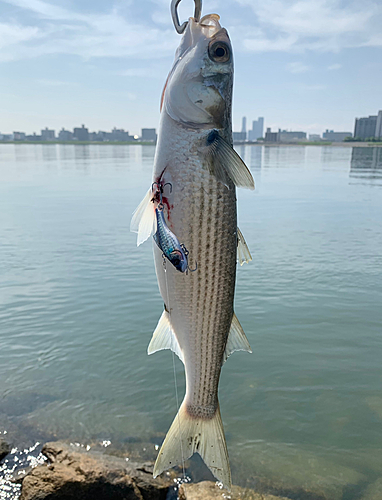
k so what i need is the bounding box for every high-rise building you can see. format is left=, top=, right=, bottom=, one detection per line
left=73, top=125, right=89, bottom=141
left=141, top=128, right=157, bottom=142
left=248, top=117, right=264, bottom=141
left=354, top=115, right=378, bottom=139
left=241, top=116, right=247, bottom=135
left=322, top=130, right=352, bottom=142
left=41, top=127, right=55, bottom=141
left=375, top=110, right=382, bottom=139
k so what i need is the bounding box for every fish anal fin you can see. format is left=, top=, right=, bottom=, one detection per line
left=130, top=188, right=156, bottom=246
left=224, top=313, right=252, bottom=363
left=237, top=227, right=252, bottom=266
left=153, top=402, right=231, bottom=490
left=206, top=130, right=255, bottom=190
left=148, top=310, right=184, bottom=364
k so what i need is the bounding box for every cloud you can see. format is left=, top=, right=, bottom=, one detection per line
left=300, top=84, right=327, bottom=91
left=287, top=62, right=310, bottom=74
left=119, top=68, right=155, bottom=77
left=0, top=0, right=178, bottom=62
left=0, top=22, right=40, bottom=54
left=37, top=79, right=77, bottom=86
left=236, top=0, right=382, bottom=53
left=327, top=64, right=342, bottom=70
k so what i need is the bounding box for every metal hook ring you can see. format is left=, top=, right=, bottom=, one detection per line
left=171, top=0, right=202, bottom=34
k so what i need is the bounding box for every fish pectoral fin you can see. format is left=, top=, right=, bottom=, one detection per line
left=130, top=188, right=156, bottom=246
left=153, top=401, right=231, bottom=491
left=224, top=313, right=252, bottom=363
left=206, top=130, right=255, bottom=190
left=148, top=310, right=184, bottom=364
left=237, top=227, right=252, bottom=266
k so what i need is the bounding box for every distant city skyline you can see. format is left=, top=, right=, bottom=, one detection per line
left=2, top=109, right=382, bottom=143
left=1, top=0, right=382, bottom=135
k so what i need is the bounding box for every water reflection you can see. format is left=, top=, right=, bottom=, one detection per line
left=250, top=144, right=262, bottom=170
left=350, top=147, right=382, bottom=183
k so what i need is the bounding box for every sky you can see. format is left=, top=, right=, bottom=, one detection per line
left=1, top=0, right=382, bottom=136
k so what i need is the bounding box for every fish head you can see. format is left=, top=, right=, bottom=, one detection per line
left=170, top=249, right=188, bottom=273
left=162, top=14, right=233, bottom=130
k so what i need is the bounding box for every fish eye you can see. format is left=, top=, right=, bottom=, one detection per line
left=208, top=42, right=230, bottom=63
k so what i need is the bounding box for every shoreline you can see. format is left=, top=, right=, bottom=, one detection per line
left=0, top=140, right=382, bottom=147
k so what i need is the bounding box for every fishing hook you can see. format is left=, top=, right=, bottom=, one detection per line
left=180, top=244, right=197, bottom=273
left=171, top=0, right=202, bottom=34
left=187, top=260, right=198, bottom=273
left=152, top=181, right=172, bottom=211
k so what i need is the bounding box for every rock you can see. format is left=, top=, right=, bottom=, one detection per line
left=20, top=441, right=172, bottom=500
left=0, top=437, right=10, bottom=461
left=361, top=477, right=382, bottom=500
left=179, top=481, right=291, bottom=500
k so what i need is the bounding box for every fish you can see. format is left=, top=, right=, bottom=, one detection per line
left=131, top=9, right=254, bottom=490
left=153, top=207, right=188, bottom=273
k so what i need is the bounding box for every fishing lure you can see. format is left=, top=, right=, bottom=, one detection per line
left=153, top=207, right=188, bottom=273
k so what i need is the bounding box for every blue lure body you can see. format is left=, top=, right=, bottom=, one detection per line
left=153, top=208, right=188, bottom=273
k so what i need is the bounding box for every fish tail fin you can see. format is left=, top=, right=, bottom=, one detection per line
left=153, top=400, right=231, bottom=490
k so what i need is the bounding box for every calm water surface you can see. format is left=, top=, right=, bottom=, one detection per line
left=0, top=144, right=381, bottom=499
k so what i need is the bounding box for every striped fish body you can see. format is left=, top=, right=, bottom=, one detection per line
left=153, top=118, right=237, bottom=420
left=131, top=13, right=254, bottom=490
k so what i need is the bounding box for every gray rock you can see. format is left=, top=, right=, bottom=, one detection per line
left=179, top=481, right=291, bottom=500
left=20, top=441, right=173, bottom=500
left=0, top=437, right=10, bottom=461
left=361, top=477, right=382, bottom=500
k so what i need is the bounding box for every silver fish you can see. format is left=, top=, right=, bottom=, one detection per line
left=131, top=4, right=254, bottom=489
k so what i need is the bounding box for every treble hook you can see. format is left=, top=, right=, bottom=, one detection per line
left=171, top=0, right=202, bottom=34
left=152, top=181, right=172, bottom=211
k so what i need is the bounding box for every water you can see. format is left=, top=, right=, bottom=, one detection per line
left=0, top=144, right=381, bottom=500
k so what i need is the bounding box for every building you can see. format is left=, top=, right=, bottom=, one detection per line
left=13, top=132, right=26, bottom=141
left=241, top=116, right=247, bottom=139
left=73, top=125, right=89, bottom=141
left=354, top=115, right=378, bottom=139
left=322, top=130, right=352, bottom=142
left=264, top=128, right=278, bottom=142
left=375, top=110, right=382, bottom=139
left=110, top=128, right=130, bottom=141
left=278, top=130, right=307, bottom=142
left=248, top=117, right=264, bottom=141
left=58, top=128, right=73, bottom=141
left=0, top=133, right=12, bottom=141
left=309, top=134, right=321, bottom=141
left=141, top=128, right=157, bottom=142
left=26, top=133, right=41, bottom=141
left=41, top=128, right=55, bottom=141
left=233, top=131, right=246, bottom=142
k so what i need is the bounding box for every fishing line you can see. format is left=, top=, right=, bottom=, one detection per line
left=163, top=259, right=186, bottom=480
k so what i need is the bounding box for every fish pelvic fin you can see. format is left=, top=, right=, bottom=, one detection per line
left=130, top=188, right=156, bottom=246
left=148, top=310, right=184, bottom=364
left=153, top=401, right=232, bottom=490
left=206, top=130, right=255, bottom=190
left=223, top=313, right=252, bottom=363
left=237, top=227, right=252, bottom=266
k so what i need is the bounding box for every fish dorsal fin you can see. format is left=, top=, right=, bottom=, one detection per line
left=130, top=188, right=156, bottom=246
left=148, top=310, right=184, bottom=364
left=237, top=227, right=252, bottom=266
left=223, top=313, right=252, bottom=363
left=206, top=130, right=255, bottom=190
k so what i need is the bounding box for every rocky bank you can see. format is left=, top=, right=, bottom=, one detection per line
left=16, top=441, right=295, bottom=500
